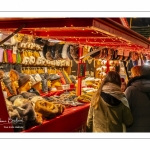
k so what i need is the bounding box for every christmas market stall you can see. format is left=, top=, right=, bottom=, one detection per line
left=0, top=18, right=150, bottom=132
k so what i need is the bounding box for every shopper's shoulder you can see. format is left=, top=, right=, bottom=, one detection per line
left=124, top=86, right=135, bottom=97
left=125, top=84, right=137, bottom=92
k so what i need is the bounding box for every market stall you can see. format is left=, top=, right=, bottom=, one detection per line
left=0, top=18, right=150, bottom=132
left=23, top=103, right=90, bottom=132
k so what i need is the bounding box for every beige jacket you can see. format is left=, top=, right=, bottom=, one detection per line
left=86, top=97, right=133, bottom=132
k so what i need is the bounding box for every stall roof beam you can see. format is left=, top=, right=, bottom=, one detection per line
left=0, top=18, right=150, bottom=49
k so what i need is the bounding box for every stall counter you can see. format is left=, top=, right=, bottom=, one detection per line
left=23, top=103, right=90, bottom=132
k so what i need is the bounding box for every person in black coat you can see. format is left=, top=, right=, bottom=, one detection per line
left=125, top=65, right=150, bottom=132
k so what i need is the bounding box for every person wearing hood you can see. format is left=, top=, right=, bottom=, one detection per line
left=86, top=71, right=133, bottom=132
left=125, top=65, right=150, bottom=132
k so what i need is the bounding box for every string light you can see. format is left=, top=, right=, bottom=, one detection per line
left=0, top=25, right=148, bottom=54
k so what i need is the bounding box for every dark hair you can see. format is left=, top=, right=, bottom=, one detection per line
left=91, top=71, right=121, bottom=109
left=103, top=71, right=121, bottom=87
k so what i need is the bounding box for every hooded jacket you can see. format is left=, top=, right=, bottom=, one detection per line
left=86, top=92, right=133, bottom=132
left=125, top=75, right=150, bottom=132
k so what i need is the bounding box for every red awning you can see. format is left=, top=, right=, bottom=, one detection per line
left=0, top=18, right=150, bottom=52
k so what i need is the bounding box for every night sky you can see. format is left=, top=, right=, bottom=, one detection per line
left=126, top=18, right=150, bottom=27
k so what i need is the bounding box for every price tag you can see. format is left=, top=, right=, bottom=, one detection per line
left=124, top=50, right=130, bottom=56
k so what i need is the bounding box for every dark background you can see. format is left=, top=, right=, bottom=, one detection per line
left=126, top=18, right=150, bottom=39
left=127, top=18, right=150, bottom=27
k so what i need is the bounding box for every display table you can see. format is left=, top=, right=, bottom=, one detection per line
left=23, top=103, right=90, bottom=132
left=40, top=88, right=76, bottom=97
left=0, top=84, right=90, bottom=132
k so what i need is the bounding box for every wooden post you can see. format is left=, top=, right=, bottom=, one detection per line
left=77, top=46, right=83, bottom=96
left=0, top=84, right=14, bottom=132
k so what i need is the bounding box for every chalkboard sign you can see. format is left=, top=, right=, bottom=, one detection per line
left=78, top=63, right=86, bottom=78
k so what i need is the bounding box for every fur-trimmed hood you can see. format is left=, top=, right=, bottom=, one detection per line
left=127, top=75, right=150, bottom=93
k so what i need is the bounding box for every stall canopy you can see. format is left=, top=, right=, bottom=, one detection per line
left=0, top=18, right=150, bottom=52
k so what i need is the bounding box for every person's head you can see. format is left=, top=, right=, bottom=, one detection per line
left=131, top=66, right=142, bottom=78
left=140, top=65, right=150, bottom=76
left=91, top=71, right=121, bottom=109
left=131, top=65, right=150, bottom=78
left=102, top=71, right=121, bottom=87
